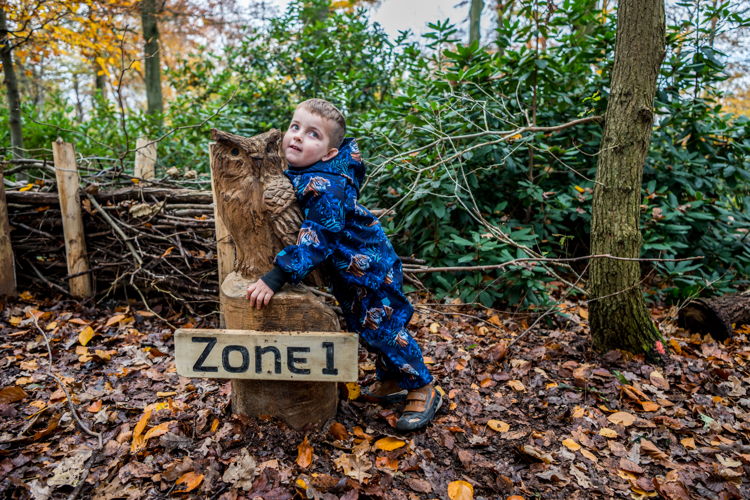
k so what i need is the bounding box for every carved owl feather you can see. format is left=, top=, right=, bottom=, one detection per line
left=210, top=128, right=303, bottom=280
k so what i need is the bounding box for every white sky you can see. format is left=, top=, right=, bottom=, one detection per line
left=263, top=0, right=495, bottom=42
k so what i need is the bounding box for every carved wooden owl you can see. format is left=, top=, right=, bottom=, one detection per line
left=210, top=128, right=302, bottom=280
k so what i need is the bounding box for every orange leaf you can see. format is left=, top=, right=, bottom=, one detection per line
left=329, top=422, right=348, bottom=441
left=487, top=315, right=502, bottom=326
left=639, top=401, right=660, bottom=412
left=296, top=436, right=313, bottom=469
left=599, top=428, right=618, bottom=438
left=87, top=400, right=102, bottom=413
left=562, top=438, right=581, bottom=451
left=143, top=421, right=171, bottom=441
left=374, top=437, right=406, bottom=451
left=161, top=246, right=175, bottom=258
left=175, top=472, right=204, bottom=493
left=130, top=408, right=153, bottom=453
left=487, top=420, right=510, bottom=432
left=447, top=480, right=474, bottom=500
left=210, top=418, right=220, bottom=433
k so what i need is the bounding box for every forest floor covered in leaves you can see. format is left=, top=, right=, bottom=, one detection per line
left=1, top=292, right=749, bottom=500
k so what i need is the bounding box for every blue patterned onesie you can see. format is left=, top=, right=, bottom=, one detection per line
left=265, top=138, right=432, bottom=390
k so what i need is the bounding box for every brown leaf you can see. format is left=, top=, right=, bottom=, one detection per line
left=607, top=411, right=635, bottom=427
left=296, top=436, right=313, bottom=469
left=518, top=444, right=555, bottom=464
left=405, top=478, right=432, bottom=493
left=640, top=439, right=669, bottom=461
left=619, top=458, right=644, bottom=474
left=649, top=370, right=670, bottom=390
left=0, top=386, right=28, bottom=404
left=329, top=422, right=348, bottom=441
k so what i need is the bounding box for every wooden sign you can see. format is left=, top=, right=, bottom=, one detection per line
left=175, top=328, right=358, bottom=382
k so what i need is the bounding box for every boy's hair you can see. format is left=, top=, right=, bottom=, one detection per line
left=298, top=98, right=346, bottom=149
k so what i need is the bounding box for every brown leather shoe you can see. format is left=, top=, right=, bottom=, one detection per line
left=396, top=384, right=442, bottom=431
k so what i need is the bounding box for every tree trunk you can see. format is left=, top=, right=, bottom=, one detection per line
left=588, top=0, right=665, bottom=354
left=678, top=295, right=750, bottom=341
left=93, top=59, right=107, bottom=99
left=140, top=0, right=163, bottom=122
left=1, top=9, right=24, bottom=160
left=469, top=0, right=483, bottom=44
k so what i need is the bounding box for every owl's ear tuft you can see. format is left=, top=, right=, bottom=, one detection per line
left=266, top=130, right=281, bottom=154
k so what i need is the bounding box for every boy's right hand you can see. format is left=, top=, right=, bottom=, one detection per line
left=246, top=279, right=275, bottom=309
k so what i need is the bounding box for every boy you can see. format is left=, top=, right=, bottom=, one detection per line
left=245, top=98, right=441, bottom=431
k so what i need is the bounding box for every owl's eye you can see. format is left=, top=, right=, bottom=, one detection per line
left=231, top=148, right=239, bottom=156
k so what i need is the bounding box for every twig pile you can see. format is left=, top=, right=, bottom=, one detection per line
left=7, top=178, right=220, bottom=314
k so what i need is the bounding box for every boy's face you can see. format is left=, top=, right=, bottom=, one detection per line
left=282, top=106, right=339, bottom=168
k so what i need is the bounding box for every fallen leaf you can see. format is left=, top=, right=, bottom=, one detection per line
left=599, top=428, right=618, bottom=438
left=222, top=449, right=256, bottom=490
left=680, top=437, right=696, bottom=449
left=47, top=449, right=92, bottom=487
left=375, top=456, right=399, bottom=471
left=580, top=449, right=598, bottom=462
left=507, top=380, right=526, bottom=392
left=608, top=411, right=636, bottom=427
left=87, top=400, right=103, bottom=413
left=374, top=437, right=406, bottom=451
left=487, top=315, right=502, bottom=326
left=333, top=451, right=372, bottom=482
left=639, top=401, right=660, bottom=412
left=562, top=439, right=581, bottom=451
left=79, top=326, right=97, bottom=346
left=175, top=472, right=203, bottom=493
left=104, top=314, right=127, bottom=327
left=519, top=444, right=555, bottom=464
left=640, top=439, right=669, bottom=461
left=0, top=386, right=28, bottom=404
left=130, top=408, right=153, bottom=453
left=346, top=383, right=360, bottom=400
left=329, top=422, right=348, bottom=441
left=487, top=420, right=510, bottom=432
left=406, top=478, right=433, bottom=494
left=296, top=436, right=313, bottom=468
left=649, top=370, right=670, bottom=390
left=447, top=480, right=474, bottom=500
left=143, top=421, right=172, bottom=441
left=210, top=418, right=220, bottom=432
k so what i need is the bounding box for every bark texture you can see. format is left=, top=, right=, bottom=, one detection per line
left=141, top=0, right=163, bottom=120
left=678, top=295, right=750, bottom=341
left=589, top=0, right=665, bottom=353
left=1, top=10, right=24, bottom=159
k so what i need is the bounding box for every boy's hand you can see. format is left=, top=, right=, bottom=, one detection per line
left=246, top=279, right=275, bottom=309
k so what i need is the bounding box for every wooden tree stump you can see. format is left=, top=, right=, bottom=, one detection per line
left=678, top=295, right=750, bottom=341
left=210, top=128, right=342, bottom=429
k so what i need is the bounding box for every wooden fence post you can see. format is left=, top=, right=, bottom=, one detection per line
left=52, top=138, right=93, bottom=298
left=135, top=137, right=156, bottom=180
left=0, top=170, right=16, bottom=296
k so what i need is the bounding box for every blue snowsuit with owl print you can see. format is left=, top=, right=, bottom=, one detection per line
left=270, top=138, right=432, bottom=390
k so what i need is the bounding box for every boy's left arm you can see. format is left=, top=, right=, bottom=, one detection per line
left=246, top=175, right=348, bottom=309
